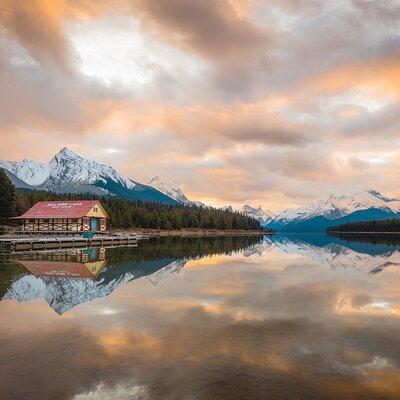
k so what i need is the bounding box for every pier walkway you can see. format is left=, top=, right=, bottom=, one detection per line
left=0, top=233, right=140, bottom=252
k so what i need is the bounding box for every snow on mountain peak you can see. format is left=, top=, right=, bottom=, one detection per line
left=240, top=205, right=275, bottom=225
left=149, top=176, right=161, bottom=184
left=0, top=148, right=186, bottom=203
left=219, top=204, right=275, bottom=225
left=55, top=147, right=79, bottom=159
left=367, top=189, right=382, bottom=196
left=274, top=190, right=400, bottom=224
left=43, top=148, right=136, bottom=191
left=148, top=176, right=191, bottom=204
left=192, top=200, right=208, bottom=208
left=0, top=157, right=50, bottom=185
left=366, top=189, right=396, bottom=202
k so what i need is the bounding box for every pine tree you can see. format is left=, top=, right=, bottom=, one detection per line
left=0, top=169, right=17, bottom=223
left=9, top=184, right=262, bottom=231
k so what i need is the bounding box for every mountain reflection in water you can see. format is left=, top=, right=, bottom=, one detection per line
left=1, top=236, right=261, bottom=314
left=1, top=234, right=400, bottom=400
left=265, top=233, right=400, bottom=272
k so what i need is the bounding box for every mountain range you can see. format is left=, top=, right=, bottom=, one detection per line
left=1, top=148, right=179, bottom=205
left=1, top=148, right=399, bottom=231
left=265, top=190, right=400, bottom=232
left=222, top=191, right=400, bottom=231
left=148, top=176, right=191, bottom=205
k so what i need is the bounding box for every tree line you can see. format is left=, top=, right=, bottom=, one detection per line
left=0, top=169, right=261, bottom=230
left=327, top=218, right=400, bottom=233
left=106, top=235, right=262, bottom=265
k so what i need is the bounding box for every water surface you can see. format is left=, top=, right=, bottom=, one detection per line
left=1, top=234, right=400, bottom=399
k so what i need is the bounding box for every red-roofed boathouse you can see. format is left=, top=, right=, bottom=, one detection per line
left=12, top=200, right=108, bottom=233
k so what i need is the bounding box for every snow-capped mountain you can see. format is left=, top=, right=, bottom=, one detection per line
left=1, top=148, right=267, bottom=218
left=267, top=190, right=400, bottom=231
left=2, top=169, right=35, bottom=190
left=276, top=191, right=400, bottom=223
left=219, top=205, right=275, bottom=226
left=0, top=158, right=49, bottom=185
left=192, top=200, right=208, bottom=208
left=221, top=205, right=235, bottom=213
left=42, top=147, right=136, bottom=192
left=241, top=205, right=275, bottom=226
left=0, top=148, right=177, bottom=205
left=148, top=176, right=191, bottom=205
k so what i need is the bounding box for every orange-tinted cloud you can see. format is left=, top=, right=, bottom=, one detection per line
left=0, top=0, right=399, bottom=210
left=0, top=0, right=75, bottom=73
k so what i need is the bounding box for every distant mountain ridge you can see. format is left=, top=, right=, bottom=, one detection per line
left=221, top=191, right=400, bottom=231
left=241, top=205, right=276, bottom=225
left=0, top=148, right=177, bottom=205
left=0, top=158, right=49, bottom=185
left=0, top=148, right=267, bottom=213
left=2, top=169, right=35, bottom=190
left=148, top=176, right=192, bottom=205
left=2, top=148, right=399, bottom=230
left=266, top=191, right=400, bottom=231
left=220, top=205, right=275, bottom=226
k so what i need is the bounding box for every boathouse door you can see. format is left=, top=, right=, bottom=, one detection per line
left=91, top=218, right=99, bottom=231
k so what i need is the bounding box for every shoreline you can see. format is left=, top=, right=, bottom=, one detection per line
left=113, top=228, right=274, bottom=238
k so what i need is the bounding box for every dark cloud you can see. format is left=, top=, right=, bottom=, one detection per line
left=126, top=0, right=274, bottom=99
left=341, top=104, right=400, bottom=137
left=131, top=0, right=269, bottom=61
left=352, top=0, right=400, bottom=25
left=0, top=0, right=76, bottom=73
left=351, top=293, right=373, bottom=309
left=230, top=125, right=312, bottom=147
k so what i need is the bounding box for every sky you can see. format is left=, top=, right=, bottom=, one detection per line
left=0, top=0, right=399, bottom=212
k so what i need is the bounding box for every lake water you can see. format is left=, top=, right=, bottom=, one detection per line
left=1, top=234, right=400, bottom=400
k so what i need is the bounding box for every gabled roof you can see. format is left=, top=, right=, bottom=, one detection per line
left=13, top=200, right=104, bottom=219
left=17, top=260, right=97, bottom=278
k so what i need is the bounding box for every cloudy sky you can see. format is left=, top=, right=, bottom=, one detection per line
left=0, top=0, right=399, bottom=212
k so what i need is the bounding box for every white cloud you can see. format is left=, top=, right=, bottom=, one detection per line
left=72, top=382, right=148, bottom=400
left=67, top=14, right=205, bottom=93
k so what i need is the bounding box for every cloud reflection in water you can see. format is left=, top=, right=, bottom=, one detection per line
left=1, top=234, right=400, bottom=399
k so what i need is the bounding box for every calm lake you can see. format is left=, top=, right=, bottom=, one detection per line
left=1, top=234, right=400, bottom=400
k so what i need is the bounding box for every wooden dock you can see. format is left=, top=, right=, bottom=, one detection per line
left=0, top=234, right=139, bottom=252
